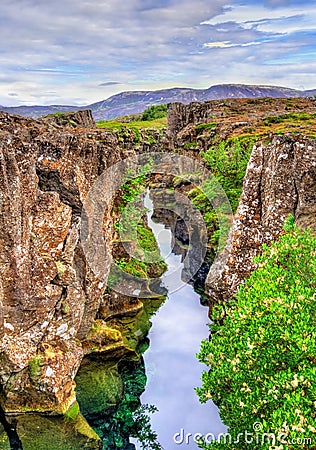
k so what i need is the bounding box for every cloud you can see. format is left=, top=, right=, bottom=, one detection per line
left=203, top=40, right=263, bottom=48
left=99, top=82, right=122, bottom=87
left=0, top=0, right=315, bottom=106
left=202, top=2, right=316, bottom=34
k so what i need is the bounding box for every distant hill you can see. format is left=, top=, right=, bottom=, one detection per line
left=1, top=84, right=315, bottom=121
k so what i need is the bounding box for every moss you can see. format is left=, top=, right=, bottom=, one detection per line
left=55, top=261, right=67, bottom=277
left=184, top=141, right=198, bottom=149
left=92, top=361, right=161, bottom=450
left=195, top=122, right=216, bottom=132
left=76, top=360, right=124, bottom=416
left=88, top=320, right=122, bottom=342
left=61, top=301, right=70, bottom=315
left=12, top=413, right=101, bottom=450
left=29, top=355, right=44, bottom=381
left=0, top=429, right=10, bottom=450
left=64, top=401, right=80, bottom=420
left=72, top=413, right=101, bottom=441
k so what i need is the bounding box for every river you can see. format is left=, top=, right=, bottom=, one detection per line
left=131, top=191, right=227, bottom=449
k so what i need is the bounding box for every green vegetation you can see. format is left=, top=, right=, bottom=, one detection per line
left=196, top=221, right=316, bottom=449
left=185, top=136, right=255, bottom=250
left=141, top=104, right=167, bottom=121
left=184, top=141, right=199, bottom=150
left=202, top=136, right=256, bottom=212
left=91, top=362, right=162, bottom=450
left=263, top=112, right=316, bottom=126
left=115, top=164, right=152, bottom=233
left=96, top=104, right=167, bottom=132
left=65, top=402, right=80, bottom=421
left=116, top=221, right=167, bottom=278
left=96, top=117, right=167, bottom=131
left=112, top=163, right=167, bottom=281
left=76, top=360, right=124, bottom=417
left=195, top=122, right=216, bottom=132
left=29, top=355, right=44, bottom=381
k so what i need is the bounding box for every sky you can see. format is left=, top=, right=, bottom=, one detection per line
left=0, top=0, right=315, bottom=106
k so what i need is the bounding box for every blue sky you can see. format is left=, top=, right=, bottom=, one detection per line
left=0, top=0, right=315, bottom=106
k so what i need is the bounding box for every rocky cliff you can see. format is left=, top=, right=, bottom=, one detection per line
left=167, top=97, right=316, bottom=141
left=205, top=134, right=316, bottom=302
left=166, top=97, right=316, bottom=303
left=0, top=109, right=159, bottom=419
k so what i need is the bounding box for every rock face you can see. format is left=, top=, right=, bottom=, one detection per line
left=206, top=134, right=316, bottom=302
left=167, top=97, right=316, bottom=140
left=41, top=109, right=96, bottom=128
left=0, top=110, right=144, bottom=415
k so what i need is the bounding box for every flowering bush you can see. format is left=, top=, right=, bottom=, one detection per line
left=196, top=222, right=316, bottom=449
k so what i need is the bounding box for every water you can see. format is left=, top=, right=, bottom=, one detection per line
left=132, top=191, right=227, bottom=449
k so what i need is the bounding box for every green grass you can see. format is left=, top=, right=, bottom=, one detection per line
left=96, top=117, right=167, bottom=131
left=195, top=122, right=216, bottom=132
left=263, top=112, right=316, bottom=126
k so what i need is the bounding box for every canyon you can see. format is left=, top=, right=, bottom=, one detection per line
left=0, top=96, right=315, bottom=448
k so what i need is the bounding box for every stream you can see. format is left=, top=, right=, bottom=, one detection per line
left=131, top=190, right=227, bottom=449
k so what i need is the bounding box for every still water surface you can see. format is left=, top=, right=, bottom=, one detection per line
left=132, top=192, right=227, bottom=449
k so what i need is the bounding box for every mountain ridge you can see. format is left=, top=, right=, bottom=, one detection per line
left=1, top=83, right=315, bottom=121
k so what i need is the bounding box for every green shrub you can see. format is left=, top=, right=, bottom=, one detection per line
left=202, top=136, right=255, bottom=212
left=141, top=104, right=167, bottom=121
left=196, top=223, right=316, bottom=449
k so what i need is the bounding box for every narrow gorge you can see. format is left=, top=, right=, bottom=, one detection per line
left=0, top=96, right=315, bottom=449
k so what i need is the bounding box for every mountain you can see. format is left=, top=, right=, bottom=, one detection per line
left=1, top=84, right=315, bottom=121
left=0, top=104, right=81, bottom=119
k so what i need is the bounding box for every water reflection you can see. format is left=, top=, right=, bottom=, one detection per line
left=131, top=190, right=227, bottom=450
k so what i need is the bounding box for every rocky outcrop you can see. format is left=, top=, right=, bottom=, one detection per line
left=167, top=97, right=316, bottom=139
left=0, top=110, right=145, bottom=416
left=41, top=109, right=96, bottom=129
left=206, top=134, right=316, bottom=302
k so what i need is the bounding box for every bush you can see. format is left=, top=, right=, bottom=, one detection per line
left=202, top=136, right=256, bottom=212
left=141, top=104, right=167, bottom=121
left=196, top=223, right=316, bottom=449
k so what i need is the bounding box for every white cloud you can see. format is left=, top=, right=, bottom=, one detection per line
left=203, top=40, right=262, bottom=48
left=202, top=3, right=316, bottom=35
left=0, top=0, right=315, bottom=106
